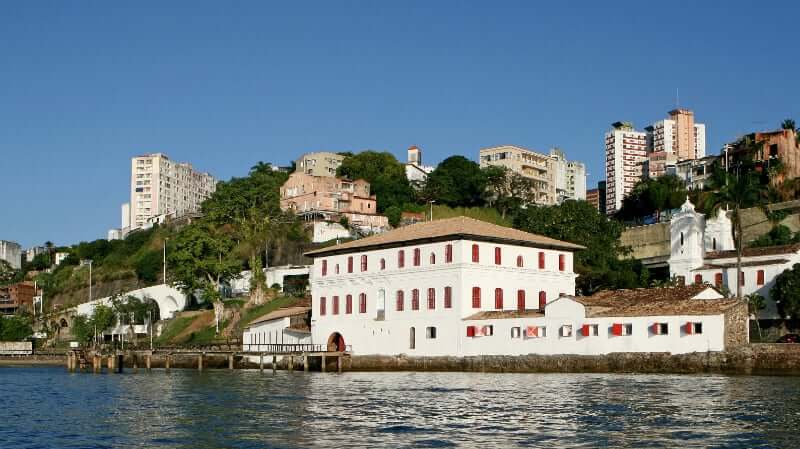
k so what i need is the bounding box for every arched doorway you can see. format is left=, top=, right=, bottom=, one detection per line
left=327, top=332, right=346, bottom=352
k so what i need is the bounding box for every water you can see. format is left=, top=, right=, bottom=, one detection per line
left=1, top=367, right=799, bottom=448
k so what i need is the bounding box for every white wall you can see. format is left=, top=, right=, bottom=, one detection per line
left=243, top=316, right=311, bottom=362
left=76, top=284, right=188, bottom=319
left=313, top=222, right=350, bottom=243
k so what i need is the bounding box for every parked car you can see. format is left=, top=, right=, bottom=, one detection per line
left=776, top=334, right=799, bottom=343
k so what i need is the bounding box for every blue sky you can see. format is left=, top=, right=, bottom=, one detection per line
left=1, top=1, right=798, bottom=248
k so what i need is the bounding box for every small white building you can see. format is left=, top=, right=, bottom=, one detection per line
left=229, top=265, right=311, bottom=295
left=242, top=304, right=311, bottom=361
left=668, top=198, right=800, bottom=318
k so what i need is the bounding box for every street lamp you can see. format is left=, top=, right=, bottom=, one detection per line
left=429, top=200, right=436, bottom=222
left=86, top=259, right=93, bottom=302
left=162, top=238, right=169, bottom=284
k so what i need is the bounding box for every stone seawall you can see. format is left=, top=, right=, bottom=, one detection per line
left=346, top=345, right=800, bottom=375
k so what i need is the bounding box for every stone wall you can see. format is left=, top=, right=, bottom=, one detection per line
left=724, top=302, right=750, bottom=348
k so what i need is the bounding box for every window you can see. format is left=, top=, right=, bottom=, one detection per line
left=712, top=237, right=717, bottom=250
left=347, top=256, right=354, bottom=273
left=516, top=255, right=524, bottom=268
left=359, top=293, right=367, bottom=313
left=611, top=323, right=633, bottom=336
left=322, top=260, right=328, bottom=276
left=472, top=244, right=480, bottom=263
left=538, top=291, right=546, bottom=309
left=525, top=326, right=544, bottom=338
left=332, top=296, right=339, bottom=315
left=739, top=271, right=745, bottom=286
left=651, top=323, right=669, bottom=335
left=427, top=288, right=436, bottom=310
left=471, top=287, right=481, bottom=308
left=380, top=258, right=386, bottom=270
left=538, top=252, right=545, bottom=269
left=429, top=252, right=436, bottom=265
left=715, top=273, right=723, bottom=287
left=361, top=255, right=368, bottom=272
left=685, top=322, right=703, bottom=335
left=680, top=232, right=684, bottom=246
left=559, top=325, right=573, bottom=338
left=413, top=248, right=421, bottom=266
left=466, top=326, right=476, bottom=337
left=445, top=244, right=453, bottom=263
left=426, top=327, right=437, bottom=339
left=511, top=327, right=521, bottom=339
left=319, top=297, right=326, bottom=316
left=346, top=294, right=353, bottom=314
left=694, top=274, right=703, bottom=285
left=398, top=250, right=405, bottom=268
left=444, top=286, right=453, bottom=308
left=757, top=270, right=765, bottom=286
left=335, top=264, right=340, bottom=274
left=494, top=288, right=503, bottom=310
left=581, top=324, right=599, bottom=336
left=558, top=254, right=565, bottom=272
left=396, top=291, right=404, bottom=311
left=409, top=327, right=416, bottom=349
left=494, top=247, right=502, bottom=265
left=412, top=289, right=420, bottom=310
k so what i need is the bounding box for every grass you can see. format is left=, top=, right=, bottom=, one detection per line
left=184, top=321, right=226, bottom=345
left=156, top=315, right=195, bottom=344
left=430, top=204, right=512, bottom=227
left=240, top=296, right=302, bottom=326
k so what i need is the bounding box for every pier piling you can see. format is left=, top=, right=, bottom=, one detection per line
left=321, top=355, right=326, bottom=373
left=303, top=353, right=309, bottom=372
left=272, top=355, right=276, bottom=374
left=228, top=354, right=234, bottom=370
left=259, top=354, right=264, bottom=373
left=165, top=355, right=171, bottom=372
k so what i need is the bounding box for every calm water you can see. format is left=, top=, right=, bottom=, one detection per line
left=1, top=366, right=799, bottom=448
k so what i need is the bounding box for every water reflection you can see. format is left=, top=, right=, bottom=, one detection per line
left=1, top=367, right=798, bottom=448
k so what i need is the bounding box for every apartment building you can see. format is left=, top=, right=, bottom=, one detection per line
left=586, top=181, right=606, bottom=214
left=646, top=109, right=706, bottom=179
left=0, top=240, right=22, bottom=270
left=605, top=122, right=648, bottom=215
left=295, top=152, right=346, bottom=177
left=550, top=149, right=587, bottom=202
left=0, top=281, right=35, bottom=315
left=479, top=145, right=556, bottom=205
left=126, top=153, right=217, bottom=230
left=726, top=128, right=800, bottom=182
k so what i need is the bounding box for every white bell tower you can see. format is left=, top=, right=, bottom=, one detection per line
left=669, top=197, right=706, bottom=280
left=704, top=207, right=734, bottom=253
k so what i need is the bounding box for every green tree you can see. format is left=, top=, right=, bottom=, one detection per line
left=705, top=172, right=763, bottom=298
left=771, top=263, right=800, bottom=319
left=514, top=200, right=648, bottom=294
left=745, top=292, right=766, bottom=340
left=0, top=315, right=32, bottom=341
left=750, top=224, right=800, bottom=248
left=422, top=156, right=487, bottom=208
left=89, top=304, right=117, bottom=335
left=483, top=165, right=537, bottom=218
left=70, top=315, right=93, bottom=344
left=235, top=209, right=296, bottom=305
left=336, top=151, right=415, bottom=212
left=615, top=175, right=687, bottom=222
left=202, top=162, right=288, bottom=225
left=134, top=250, right=162, bottom=283
left=781, top=119, right=796, bottom=131
left=0, top=260, right=17, bottom=285
left=384, top=205, right=403, bottom=227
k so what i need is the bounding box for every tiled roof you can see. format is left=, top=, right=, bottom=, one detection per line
left=249, top=306, right=311, bottom=326
left=705, top=243, right=800, bottom=260
left=304, top=216, right=585, bottom=257
left=463, top=309, right=544, bottom=321
left=571, top=285, right=742, bottom=317
left=694, top=258, right=791, bottom=270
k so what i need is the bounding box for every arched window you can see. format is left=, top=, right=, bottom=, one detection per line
left=538, top=291, right=546, bottom=309
left=516, top=255, right=524, bottom=268
left=757, top=270, right=765, bottom=286
left=427, top=288, right=436, bottom=310
left=335, top=264, right=340, bottom=274
left=398, top=250, right=405, bottom=268
left=332, top=296, right=339, bottom=315
left=472, top=244, right=480, bottom=263
left=396, top=291, right=404, bottom=311
left=347, top=256, right=354, bottom=273
left=409, top=327, right=416, bottom=349
left=320, top=297, right=327, bottom=316
left=538, top=252, right=545, bottom=269
left=359, top=293, right=367, bottom=313
left=558, top=254, right=565, bottom=272
left=712, top=237, right=717, bottom=250
left=494, top=288, right=503, bottom=309
left=360, top=255, right=368, bottom=272
left=412, top=289, right=420, bottom=310
left=517, top=290, right=525, bottom=311
left=444, top=286, right=452, bottom=308
left=472, top=287, right=481, bottom=308
left=494, top=247, right=502, bottom=265
left=714, top=273, right=723, bottom=287
left=346, top=294, right=353, bottom=314
left=322, top=260, right=328, bottom=276
left=380, top=258, right=386, bottom=270
left=680, top=232, right=684, bottom=246
left=413, top=248, right=421, bottom=266
left=430, top=252, right=436, bottom=264
left=445, top=244, right=453, bottom=263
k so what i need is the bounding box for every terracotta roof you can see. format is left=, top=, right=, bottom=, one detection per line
left=705, top=243, right=800, bottom=260
left=304, top=216, right=585, bottom=257
left=249, top=306, right=311, bottom=326
left=570, top=285, right=742, bottom=317
left=693, top=258, right=791, bottom=270
left=463, top=309, right=544, bottom=321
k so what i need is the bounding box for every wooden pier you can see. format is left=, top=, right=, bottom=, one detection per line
left=66, top=343, right=349, bottom=374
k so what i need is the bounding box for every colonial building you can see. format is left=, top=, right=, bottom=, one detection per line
left=242, top=302, right=312, bottom=353
left=668, top=198, right=800, bottom=318
left=405, top=145, right=434, bottom=189
left=305, top=217, right=745, bottom=356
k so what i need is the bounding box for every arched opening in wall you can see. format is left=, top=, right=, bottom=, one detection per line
left=680, top=232, right=684, bottom=246
left=60, top=318, right=69, bottom=328
left=409, top=327, right=416, bottom=349
left=712, top=237, right=717, bottom=250
left=327, top=332, right=346, bottom=352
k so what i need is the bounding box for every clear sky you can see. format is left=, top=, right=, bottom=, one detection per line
left=1, top=1, right=798, bottom=248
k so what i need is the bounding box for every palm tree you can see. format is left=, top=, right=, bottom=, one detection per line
left=746, top=293, right=766, bottom=341
left=781, top=119, right=796, bottom=131
left=705, top=172, right=763, bottom=298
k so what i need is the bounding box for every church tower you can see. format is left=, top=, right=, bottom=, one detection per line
left=669, top=198, right=706, bottom=281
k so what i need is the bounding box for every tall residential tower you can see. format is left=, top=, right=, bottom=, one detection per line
left=604, top=122, right=648, bottom=215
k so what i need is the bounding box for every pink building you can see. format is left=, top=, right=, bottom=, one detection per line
left=280, top=172, right=389, bottom=229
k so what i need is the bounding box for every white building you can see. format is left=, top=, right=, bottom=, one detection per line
left=126, top=153, right=217, bottom=230
left=604, top=122, right=648, bottom=215
left=405, top=145, right=434, bottom=189
left=54, top=252, right=70, bottom=266
left=646, top=109, right=707, bottom=179
left=76, top=284, right=189, bottom=321
left=550, top=148, right=587, bottom=203
left=242, top=304, right=311, bottom=359
left=295, top=152, right=346, bottom=177
left=668, top=198, right=800, bottom=319
left=229, top=265, right=311, bottom=296
left=0, top=240, right=22, bottom=270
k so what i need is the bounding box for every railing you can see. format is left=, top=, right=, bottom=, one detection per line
left=241, top=343, right=351, bottom=353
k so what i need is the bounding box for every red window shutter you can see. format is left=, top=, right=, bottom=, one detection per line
left=516, top=255, right=523, bottom=268
left=538, top=252, right=545, bottom=269
left=651, top=323, right=659, bottom=335
left=538, top=291, right=546, bottom=309
left=347, top=256, right=353, bottom=273
left=412, top=289, right=419, bottom=310
left=472, top=287, right=481, bottom=308
left=558, top=254, right=565, bottom=272
left=428, top=288, right=435, bottom=310
left=320, top=297, right=326, bottom=316
left=346, top=295, right=352, bottom=314
left=359, top=293, right=367, bottom=313
left=714, top=273, right=722, bottom=287
left=444, top=286, right=452, bottom=308
left=494, top=288, right=503, bottom=310
left=517, top=290, right=525, bottom=311
left=322, top=260, right=327, bottom=276
left=445, top=244, right=453, bottom=263
left=611, top=323, right=622, bottom=336
left=361, top=255, right=367, bottom=272
left=472, top=244, right=479, bottom=263
left=494, top=247, right=502, bottom=265
left=414, top=248, right=421, bottom=266
left=694, top=274, right=702, bottom=284
left=332, top=296, right=339, bottom=315
left=757, top=270, right=764, bottom=286
left=398, top=250, right=405, bottom=268
left=685, top=322, right=693, bottom=335
left=430, top=253, right=436, bottom=264
left=466, top=326, right=475, bottom=337
left=396, top=291, right=403, bottom=311
left=380, top=259, right=386, bottom=270
left=582, top=324, right=590, bottom=336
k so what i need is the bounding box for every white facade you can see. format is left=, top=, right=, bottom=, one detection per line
left=76, top=284, right=188, bottom=320
left=54, top=252, right=70, bottom=266
left=312, top=221, right=351, bottom=244
left=550, top=148, right=587, bottom=202
left=121, top=202, right=131, bottom=230
left=405, top=146, right=434, bottom=187
left=0, top=240, right=22, bottom=270
left=605, top=123, right=648, bottom=215
left=230, top=265, right=311, bottom=295
left=128, top=153, right=216, bottom=230
left=107, top=229, right=122, bottom=241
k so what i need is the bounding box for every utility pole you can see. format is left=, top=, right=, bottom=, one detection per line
left=429, top=200, right=436, bottom=221
left=88, top=259, right=93, bottom=302
left=162, top=238, right=168, bottom=284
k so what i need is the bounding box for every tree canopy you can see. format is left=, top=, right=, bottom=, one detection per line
left=771, top=263, right=800, bottom=319
left=336, top=151, right=415, bottom=213
left=483, top=165, right=537, bottom=218
left=422, top=156, right=487, bottom=208
left=615, top=175, right=687, bottom=222
left=202, top=162, right=288, bottom=224
left=0, top=315, right=32, bottom=341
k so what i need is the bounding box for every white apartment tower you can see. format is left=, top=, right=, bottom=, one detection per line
left=550, top=148, right=587, bottom=203
left=127, top=153, right=217, bottom=230
left=605, top=122, right=648, bottom=215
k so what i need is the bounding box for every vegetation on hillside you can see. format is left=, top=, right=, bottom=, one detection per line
left=336, top=151, right=415, bottom=213
left=0, top=315, right=32, bottom=341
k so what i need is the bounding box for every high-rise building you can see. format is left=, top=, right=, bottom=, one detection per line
left=550, top=148, right=587, bottom=202
left=645, top=109, right=706, bottom=178
left=0, top=240, right=22, bottom=270
left=605, top=122, right=648, bottom=215
left=479, top=145, right=556, bottom=205
left=294, top=152, right=346, bottom=177
left=127, top=153, right=217, bottom=230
